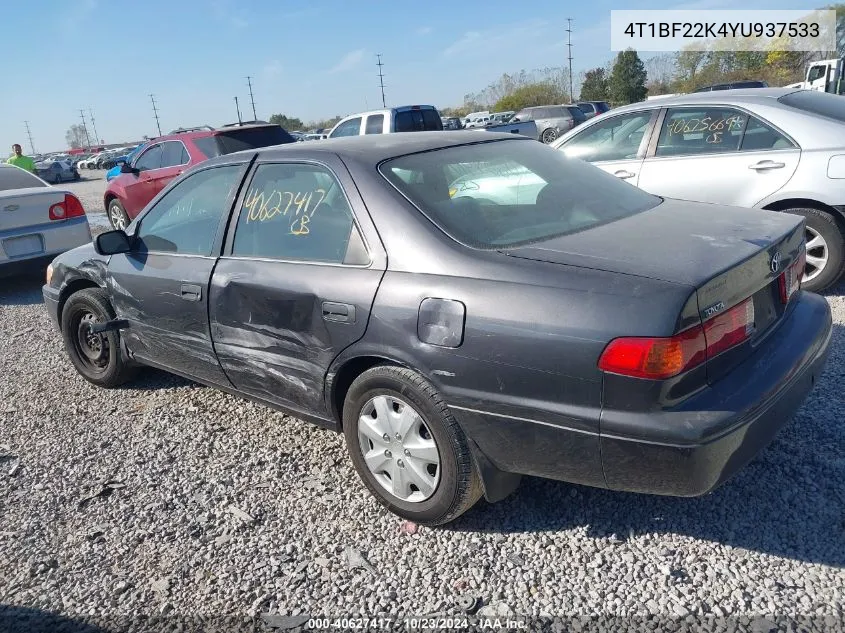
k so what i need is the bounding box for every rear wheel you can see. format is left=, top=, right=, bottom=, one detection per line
left=61, top=288, right=137, bottom=388
left=541, top=128, right=559, bottom=144
left=343, top=365, right=482, bottom=526
left=786, top=207, right=845, bottom=292
left=108, top=200, right=130, bottom=231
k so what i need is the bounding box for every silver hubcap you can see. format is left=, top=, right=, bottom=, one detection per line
left=804, top=226, right=828, bottom=283
left=357, top=395, right=440, bottom=503
left=110, top=205, right=126, bottom=230
left=542, top=129, right=558, bottom=144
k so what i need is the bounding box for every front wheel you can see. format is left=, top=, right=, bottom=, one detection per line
left=343, top=365, right=482, bottom=526
left=787, top=207, right=845, bottom=292
left=108, top=200, right=130, bottom=231
left=60, top=288, right=137, bottom=388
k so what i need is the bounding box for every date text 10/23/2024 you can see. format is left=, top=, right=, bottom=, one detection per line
left=304, top=616, right=529, bottom=630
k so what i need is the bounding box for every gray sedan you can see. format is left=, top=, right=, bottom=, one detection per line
left=552, top=88, right=845, bottom=292
left=42, top=133, right=830, bottom=525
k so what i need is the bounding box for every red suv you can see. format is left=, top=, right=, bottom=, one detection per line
left=104, top=124, right=295, bottom=229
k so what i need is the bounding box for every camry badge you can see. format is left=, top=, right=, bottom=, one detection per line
left=703, top=301, right=725, bottom=318
left=770, top=251, right=782, bottom=274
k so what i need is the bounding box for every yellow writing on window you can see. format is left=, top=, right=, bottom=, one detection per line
left=242, top=188, right=327, bottom=235
left=667, top=115, right=746, bottom=138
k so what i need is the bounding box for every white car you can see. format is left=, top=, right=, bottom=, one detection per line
left=0, top=164, right=91, bottom=275
left=78, top=154, right=102, bottom=170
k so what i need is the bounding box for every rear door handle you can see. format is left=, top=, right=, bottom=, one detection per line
left=180, top=283, right=202, bottom=302
left=614, top=170, right=636, bottom=179
left=748, top=160, right=785, bottom=170
left=322, top=301, right=355, bottom=323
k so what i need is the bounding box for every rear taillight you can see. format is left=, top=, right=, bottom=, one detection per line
left=598, top=297, right=756, bottom=380
left=778, top=249, right=805, bottom=304
left=49, top=194, right=85, bottom=221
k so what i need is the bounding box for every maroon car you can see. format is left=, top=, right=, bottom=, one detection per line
left=104, top=123, right=295, bottom=229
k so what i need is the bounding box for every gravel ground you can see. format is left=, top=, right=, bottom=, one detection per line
left=0, top=206, right=844, bottom=631
left=62, top=170, right=112, bottom=233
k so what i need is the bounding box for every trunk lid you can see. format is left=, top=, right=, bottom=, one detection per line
left=503, top=199, right=805, bottom=382
left=0, top=187, right=69, bottom=231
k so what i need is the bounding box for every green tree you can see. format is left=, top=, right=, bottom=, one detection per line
left=65, top=124, right=88, bottom=149
left=493, top=82, right=569, bottom=112
left=608, top=49, right=648, bottom=105
left=269, top=113, right=305, bottom=131
left=579, top=68, right=609, bottom=101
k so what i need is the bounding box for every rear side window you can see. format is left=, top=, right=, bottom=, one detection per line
left=779, top=90, right=845, bottom=120
left=365, top=114, right=384, bottom=135
left=232, top=163, right=366, bottom=264
left=0, top=166, right=46, bottom=190
left=655, top=107, right=746, bottom=156
left=395, top=109, right=444, bottom=132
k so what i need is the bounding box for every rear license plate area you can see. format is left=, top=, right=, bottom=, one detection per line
left=2, top=234, right=44, bottom=258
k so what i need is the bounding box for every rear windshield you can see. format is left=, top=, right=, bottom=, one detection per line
left=567, top=106, right=585, bottom=118
left=595, top=102, right=610, bottom=113
left=0, top=166, right=46, bottom=191
left=379, top=139, right=660, bottom=248
left=194, top=125, right=295, bottom=158
left=778, top=90, right=845, bottom=119
left=395, top=109, right=444, bottom=132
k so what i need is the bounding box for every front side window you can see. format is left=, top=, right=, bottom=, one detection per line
left=655, top=107, right=747, bottom=157
left=559, top=111, right=653, bottom=162
left=381, top=138, right=660, bottom=248
left=232, top=163, right=365, bottom=264
left=514, top=110, right=533, bottom=121
left=330, top=118, right=362, bottom=138
left=136, top=165, right=241, bottom=255
left=134, top=144, right=163, bottom=171
left=365, top=114, right=384, bottom=135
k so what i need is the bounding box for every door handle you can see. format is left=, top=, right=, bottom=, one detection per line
left=748, top=160, right=785, bottom=170
left=614, top=170, right=636, bottom=179
left=322, top=301, right=355, bottom=323
left=180, top=283, right=202, bottom=302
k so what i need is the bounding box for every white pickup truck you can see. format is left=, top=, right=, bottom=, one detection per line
left=327, top=105, right=443, bottom=137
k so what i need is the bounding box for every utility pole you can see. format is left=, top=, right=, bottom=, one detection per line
left=23, top=121, right=35, bottom=154
left=246, top=76, right=257, bottom=121
left=149, top=94, right=162, bottom=136
left=566, top=18, right=575, bottom=101
left=79, top=109, right=92, bottom=149
left=376, top=54, right=386, bottom=108
left=234, top=96, right=242, bottom=124
left=88, top=108, right=100, bottom=145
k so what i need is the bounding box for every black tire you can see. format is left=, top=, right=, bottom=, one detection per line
left=107, top=199, right=130, bottom=231
left=540, top=128, right=559, bottom=144
left=786, top=207, right=845, bottom=293
left=61, top=288, right=137, bottom=388
left=343, top=365, right=482, bottom=526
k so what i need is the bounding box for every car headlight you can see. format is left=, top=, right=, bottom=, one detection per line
left=46, top=263, right=53, bottom=285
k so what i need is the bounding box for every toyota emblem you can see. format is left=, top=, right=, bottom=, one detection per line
left=770, top=251, right=782, bottom=274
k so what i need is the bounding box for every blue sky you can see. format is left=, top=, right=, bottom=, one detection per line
left=1, top=0, right=821, bottom=153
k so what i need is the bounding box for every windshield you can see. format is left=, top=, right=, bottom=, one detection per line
left=778, top=89, right=845, bottom=119
left=0, top=166, right=47, bottom=191
left=379, top=138, right=660, bottom=248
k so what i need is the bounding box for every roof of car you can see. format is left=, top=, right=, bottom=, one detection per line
left=613, top=87, right=804, bottom=112
left=216, top=131, right=527, bottom=165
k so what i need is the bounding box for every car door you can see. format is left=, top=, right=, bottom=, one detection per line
left=555, top=109, right=658, bottom=185
left=209, top=158, right=386, bottom=420
left=636, top=106, right=800, bottom=207
left=107, top=161, right=248, bottom=385
left=152, top=140, right=191, bottom=195
left=122, top=143, right=163, bottom=217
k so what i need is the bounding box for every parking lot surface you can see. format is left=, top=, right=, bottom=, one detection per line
left=1, top=178, right=844, bottom=628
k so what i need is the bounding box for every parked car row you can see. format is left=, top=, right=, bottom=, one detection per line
left=34, top=159, right=80, bottom=184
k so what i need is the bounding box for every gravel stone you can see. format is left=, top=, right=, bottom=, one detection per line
left=1, top=202, right=844, bottom=625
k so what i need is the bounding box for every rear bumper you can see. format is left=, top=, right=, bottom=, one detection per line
left=0, top=217, right=91, bottom=271
left=600, top=291, right=833, bottom=496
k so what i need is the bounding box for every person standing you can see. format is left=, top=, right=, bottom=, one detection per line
left=7, top=144, right=36, bottom=173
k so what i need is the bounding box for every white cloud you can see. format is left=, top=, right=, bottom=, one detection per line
left=416, top=26, right=433, bottom=36
left=442, top=20, right=549, bottom=58
left=329, top=49, right=366, bottom=74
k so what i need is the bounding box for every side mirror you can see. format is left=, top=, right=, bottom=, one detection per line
left=94, top=230, right=132, bottom=256
left=119, top=162, right=136, bottom=174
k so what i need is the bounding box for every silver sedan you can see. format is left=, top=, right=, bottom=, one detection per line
left=552, top=88, right=845, bottom=292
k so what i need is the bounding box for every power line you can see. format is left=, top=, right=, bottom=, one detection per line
left=149, top=94, right=162, bottom=137
left=376, top=54, right=386, bottom=108
left=246, top=76, right=257, bottom=120
left=234, top=96, right=243, bottom=125
left=79, top=110, right=92, bottom=148
left=88, top=108, right=100, bottom=145
left=566, top=18, right=575, bottom=101
left=23, top=121, right=35, bottom=154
